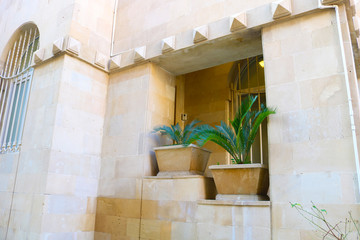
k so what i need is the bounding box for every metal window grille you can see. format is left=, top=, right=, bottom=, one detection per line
left=0, top=26, right=39, bottom=153
left=229, top=55, right=268, bottom=165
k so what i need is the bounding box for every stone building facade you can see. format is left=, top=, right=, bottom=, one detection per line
left=0, top=0, right=360, bottom=239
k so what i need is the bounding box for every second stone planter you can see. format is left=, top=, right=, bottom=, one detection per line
left=154, top=144, right=211, bottom=176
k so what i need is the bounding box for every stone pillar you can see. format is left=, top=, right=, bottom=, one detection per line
left=262, top=9, right=360, bottom=239
left=4, top=55, right=108, bottom=239
left=95, top=63, right=175, bottom=239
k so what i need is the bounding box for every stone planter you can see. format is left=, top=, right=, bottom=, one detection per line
left=209, top=164, right=269, bottom=201
left=154, top=144, right=211, bottom=176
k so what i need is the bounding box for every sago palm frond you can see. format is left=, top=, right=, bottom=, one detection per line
left=194, top=95, right=276, bottom=164
left=194, top=124, right=238, bottom=161
left=153, top=120, right=201, bottom=145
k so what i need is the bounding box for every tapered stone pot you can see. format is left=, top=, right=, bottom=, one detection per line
left=154, top=144, right=211, bottom=176
left=209, top=164, right=269, bottom=201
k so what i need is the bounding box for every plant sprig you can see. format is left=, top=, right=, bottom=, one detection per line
left=153, top=120, right=201, bottom=145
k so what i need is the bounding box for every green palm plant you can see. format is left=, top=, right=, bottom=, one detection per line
left=153, top=120, right=201, bottom=145
left=194, top=95, right=275, bottom=164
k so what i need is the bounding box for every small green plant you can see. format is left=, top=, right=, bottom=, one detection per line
left=290, top=202, right=360, bottom=240
left=193, top=95, right=275, bottom=164
left=153, top=120, right=200, bottom=145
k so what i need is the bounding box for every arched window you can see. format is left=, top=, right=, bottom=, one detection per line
left=229, top=55, right=268, bottom=164
left=0, top=24, right=39, bottom=153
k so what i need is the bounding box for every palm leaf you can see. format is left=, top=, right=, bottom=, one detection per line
left=183, top=120, right=201, bottom=144
left=193, top=95, right=275, bottom=164
left=153, top=119, right=201, bottom=145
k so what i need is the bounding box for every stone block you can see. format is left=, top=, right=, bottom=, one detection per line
left=96, top=197, right=141, bottom=218
left=171, top=222, right=196, bottom=240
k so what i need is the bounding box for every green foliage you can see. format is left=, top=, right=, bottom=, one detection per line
left=153, top=120, right=201, bottom=145
left=290, top=202, right=360, bottom=240
left=194, top=95, right=275, bottom=164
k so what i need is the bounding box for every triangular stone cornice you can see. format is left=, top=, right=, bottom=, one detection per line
left=162, top=36, right=176, bottom=53
left=94, top=51, right=107, bottom=69
left=66, top=37, right=81, bottom=55
left=193, top=25, right=208, bottom=43
left=134, top=46, right=146, bottom=61
left=230, top=12, right=247, bottom=32
left=109, top=55, right=121, bottom=70
left=271, top=0, right=292, bottom=19
left=33, top=49, right=45, bottom=64
left=52, top=37, right=64, bottom=55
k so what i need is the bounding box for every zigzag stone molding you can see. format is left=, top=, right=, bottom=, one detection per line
left=230, top=12, right=247, bottom=32
left=193, top=25, right=208, bottom=43
left=162, top=36, right=176, bottom=53
left=271, top=0, right=292, bottom=19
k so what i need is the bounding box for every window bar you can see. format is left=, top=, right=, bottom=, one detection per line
left=0, top=69, right=4, bottom=104
left=27, top=29, right=38, bottom=69
left=13, top=72, right=28, bottom=149
left=256, top=56, right=264, bottom=165
left=9, top=38, right=20, bottom=77
left=9, top=30, right=28, bottom=149
left=6, top=40, right=17, bottom=77
left=3, top=52, right=11, bottom=77
left=2, top=77, right=17, bottom=151
left=9, top=76, right=24, bottom=149
left=12, top=33, right=24, bottom=77
left=0, top=42, right=17, bottom=149
left=13, top=30, right=38, bottom=150
left=19, top=29, right=32, bottom=73
left=247, top=58, right=253, bottom=164
left=16, top=30, right=28, bottom=75
left=17, top=70, right=33, bottom=149
left=2, top=35, right=22, bottom=150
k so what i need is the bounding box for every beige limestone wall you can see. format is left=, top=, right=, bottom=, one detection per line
left=41, top=55, right=107, bottom=239
left=113, top=0, right=276, bottom=54
left=2, top=56, right=65, bottom=239
left=182, top=63, right=232, bottom=176
left=2, top=54, right=108, bottom=239
left=263, top=9, right=360, bottom=239
left=70, top=0, right=115, bottom=56
left=96, top=63, right=175, bottom=239
left=0, top=153, right=20, bottom=239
